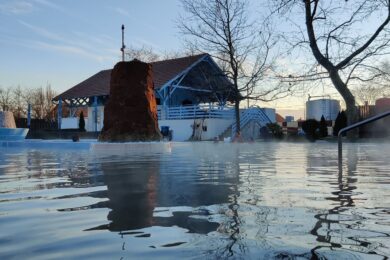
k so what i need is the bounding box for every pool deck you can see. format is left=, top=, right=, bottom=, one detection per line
left=0, top=139, right=97, bottom=149
left=0, top=139, right=173, bottom=152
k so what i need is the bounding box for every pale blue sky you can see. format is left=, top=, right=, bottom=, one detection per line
left=1, top=1, right=388, bottom=119
left=0, top=0, right=182, bottom=92
left=0, top=0, right=309, bottom=118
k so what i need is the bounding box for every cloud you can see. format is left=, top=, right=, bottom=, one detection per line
left=0, top=0, right=64, bottom=15
left=33, top=0, right=61, bottom=10
left=31, top=40, right=115, bottom=63
left=113, top=7, right=130, bottom=18
left=0, top=1, right=34, bottom=14
left=71, top=31, right=117, bottom=49
left=19, top=20, right=94, bottom=51
left=15, top=20, right=117, bottom=64
left=133, top=38, right=163, bottom=52
left=33, top=0, right=72, bottom=16
left=19, top=20, right=64, bottom=42
left=111, top=6, right=156, bottom=32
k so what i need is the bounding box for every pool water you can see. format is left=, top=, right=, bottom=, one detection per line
left=0, top=142, right=389, bottom=259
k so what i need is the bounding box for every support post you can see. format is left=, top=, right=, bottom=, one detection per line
left=69, top=100, right=75, bottom=117
left=57, top=99, right=62, bottom=130
left=27, top=103, right=31, bottom=128
left=94, top=96, right=98, bottom=132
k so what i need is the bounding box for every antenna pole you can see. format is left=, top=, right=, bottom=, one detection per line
left=121, top=24, right=125, bottom=61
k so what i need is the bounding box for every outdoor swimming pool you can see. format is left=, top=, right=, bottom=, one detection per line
left=0, top=142, right=389, bottom=259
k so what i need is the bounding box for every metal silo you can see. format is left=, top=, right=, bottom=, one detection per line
left=305, top=97, right=340, bottom=121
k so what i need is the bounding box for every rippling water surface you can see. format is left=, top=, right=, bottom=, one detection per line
left=0, top=142, right=389, bottom=259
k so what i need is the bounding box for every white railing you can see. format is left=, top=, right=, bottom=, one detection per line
left=157, top=104, right=235, bottom=120
left=231, top=107, right=272, bottom=136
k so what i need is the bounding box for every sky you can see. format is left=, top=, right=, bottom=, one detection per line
left=0, top=0, right=370, bottom=119
left=0, top=0, right=183, bottom=90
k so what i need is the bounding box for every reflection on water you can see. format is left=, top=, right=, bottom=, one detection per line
left=0, top=142, right=389, bottom=259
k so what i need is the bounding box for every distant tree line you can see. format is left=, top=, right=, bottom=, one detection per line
left=0, top=84, right=57, bottom=120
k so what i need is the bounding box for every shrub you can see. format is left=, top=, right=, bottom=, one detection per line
left=79, top=111, right=85, bottom=131
left=319, top=115, right=328, bottom=138
left=260, top=126, right=271, bottom=138
left=333, top=110, right=347, bottom=136
left=302, top=119, right=319, bottom=140
left=266, top=123, right=283, bottom=139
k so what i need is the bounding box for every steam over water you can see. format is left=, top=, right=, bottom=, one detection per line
left=0, top=142, right=389, bottom=259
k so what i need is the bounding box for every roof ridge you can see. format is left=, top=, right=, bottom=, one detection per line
left=151, top=53, right=208, bottom=64
left=93, top=53, right=209, bottom=74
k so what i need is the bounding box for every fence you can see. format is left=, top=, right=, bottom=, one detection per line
left=15, top=118, right=58, bottom=131
left=358, top=103, right=376, bottom=119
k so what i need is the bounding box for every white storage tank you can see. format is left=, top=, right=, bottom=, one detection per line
left=306, top=98, right=340, bottom=121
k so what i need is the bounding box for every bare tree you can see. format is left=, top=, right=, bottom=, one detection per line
left=274, top=0, right=390, bottom=130
left=353, top=85, right=389, bottom=106
left=31, top=87, right=45, bottom=119
left=179, top=0, right=286, bottom=134
left=44, top=84, right=56, bottom=120
left=11, top=85, right=26, bottom=118
left=351, top=60, right=390, bottom=105
left=125, top=45, right=160, bottom=63
left=0, top=86, right=13, bottom=111
left=27, top=84, right=56, bottom=120
left=125, top=44, right=199, bottom=62
left=0, top=85, right=56, bottom=120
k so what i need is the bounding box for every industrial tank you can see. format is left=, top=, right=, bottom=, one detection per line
left=305, top=98, right=340, bottom=121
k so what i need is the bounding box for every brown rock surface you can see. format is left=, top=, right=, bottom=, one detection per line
left=99, top=60, right=162, bottom=142
left=0, top=111, right=16, bottom=128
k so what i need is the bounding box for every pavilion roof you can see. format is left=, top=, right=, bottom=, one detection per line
left=54, top=53, right=211, bottom=101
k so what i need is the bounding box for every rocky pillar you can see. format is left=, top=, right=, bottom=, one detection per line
left=0, top=111, right=16, bottom=128
left=99, top=60, right=162, bottom=142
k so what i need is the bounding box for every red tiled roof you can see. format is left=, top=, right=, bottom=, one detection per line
left=54, top=53, right=208, bottom=101
left=276, top=113, right=285, bottom=123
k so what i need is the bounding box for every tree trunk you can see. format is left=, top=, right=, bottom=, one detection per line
left=329, top=70, right=359, bottom=137
left=234, top=99, right=240, bottom=134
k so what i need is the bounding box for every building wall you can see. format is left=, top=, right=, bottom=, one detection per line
left=375, top=98, right=390, bottom=113
left=159, top=118, right=233, bottom=141
left=62, top=117, right=78, bottom=129
left=161, top=88, right=200, bottom=106
left=75, top=106, right=233, bottom=141
left=241, top=120, right=262, bottom=140
left=87, top=106, right=104, bottom=132
left=62, top=117, right=89, bottom=130
left=262, top=108, right=276, bottom=123
left=61, top=103, right=277, bottom=141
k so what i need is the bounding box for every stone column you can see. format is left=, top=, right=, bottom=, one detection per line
left=99, top=60, right=162, bottom=142
left=0, top=111, right=16, bottom=128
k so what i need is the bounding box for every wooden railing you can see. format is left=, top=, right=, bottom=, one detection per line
left=157, top=104, right=235, bottom=120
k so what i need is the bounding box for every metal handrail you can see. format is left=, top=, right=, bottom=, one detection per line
left=338, top=110, right=390, bottom=171
left=231, top=107, right=272, bottom=136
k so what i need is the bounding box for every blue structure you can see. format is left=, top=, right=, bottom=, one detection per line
left=0, top=128, right=29, bottom=141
